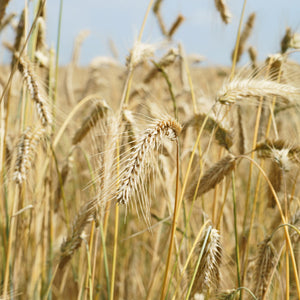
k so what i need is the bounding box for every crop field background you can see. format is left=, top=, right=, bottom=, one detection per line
left=0, top=0, right=300, bottom=299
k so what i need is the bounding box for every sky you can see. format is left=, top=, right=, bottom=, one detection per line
left=2, top=0, right=300, bottom=66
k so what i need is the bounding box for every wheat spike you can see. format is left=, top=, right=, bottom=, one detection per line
left=35, top=1, right=46, bottom=53
left=17, top=54, right=52, bottom=127
left=126, top=41, right=155, bottom=70
left=253, top=237, right=277, bottom=299
left=183, top=113, right=233, bottom=150
left=59, top=199, right=97, bottom=268
left=267, top=161, right=282, bottom=208
left=0, top=12, right=16, bottom=32
left=281, top=27, right=293, bottom=54
left=216, top=77, right=300, bottom=105
left=54, top=155, right=73, bottom=211
left=248, top=46, right=257, bottom=70
left=214, top=0, right=232, bottom=24
left=191, top=228, right=222, bottom=295
left=0, top=0, right=10, bottom=27
left=168, top=14, right=185, bottom=38
left=236, top=105, right=245, bottom=154
left=13, top=126, right=46, bottom=185
left=266, top=54, right=284, bottom=81
left=116, top=117, right=182, bottom=222
left=72, top=99, right=110, bottom=145
left=188, top=154, right=236, bottom=200
left=11, top=9, right=25, bottom=67
left=232, top=12, right=256, bottom=63
left=255, top=139, right=300, bottom=166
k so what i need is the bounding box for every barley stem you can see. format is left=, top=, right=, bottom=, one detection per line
left=230, top=0, right=248, bottom=80
left=232, top=170, right=241, bottom=289
left=160, top=140, right=180, bottom=300
left=110, top=205, right=119, bottom=300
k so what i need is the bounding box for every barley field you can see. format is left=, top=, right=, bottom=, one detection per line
left=0, top=0, right=300, bottom=299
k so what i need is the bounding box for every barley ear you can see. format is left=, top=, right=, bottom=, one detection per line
left=0, top=0, right=10, bottom=29
left=59, top=199, right=97, bottom=269
left=11, top=9, right=25, bottom=68
left=231, top=12, right=256, bottom=63
left=190, top=228, right=222, bottom=296
left=214, top=0, right=232, bottom=24
left=116, top=117, right=182, bottom=224
left=253, top=237, right=278, bottom=299
left=13, top=126, right=46, bottom=185
left=72, top=99, right=110, bottom=145
left=167, top=14, right=185, bottom=38
left=187, top=154, right=236, bottom=200
left=17, top=54, right=52, bottom=127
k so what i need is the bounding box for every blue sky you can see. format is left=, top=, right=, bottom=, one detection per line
left=3, top=0, right=300, bottom=66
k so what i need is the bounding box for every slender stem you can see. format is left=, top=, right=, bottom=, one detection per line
left=138, top=0, right=155, bottom=41
left=151, top=61, right=178, bottom=120
left=286, top=248, right=290, bottom=300
left=3, top=189, right=19, bottom=297
left=86, top=221, right=95, bottom=300
left=99, top=223, right=110, bottom=298
left=232, top=171, right=241, bottom=289
left=110, top=205, right=119, bottom=300
left=43, top=264, right=59, bottom=300
left=160, top=140, right=180, bottom=300
left=230, top=0, right=248, bottom=80
left=110, top=140, right=120, bottom=300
